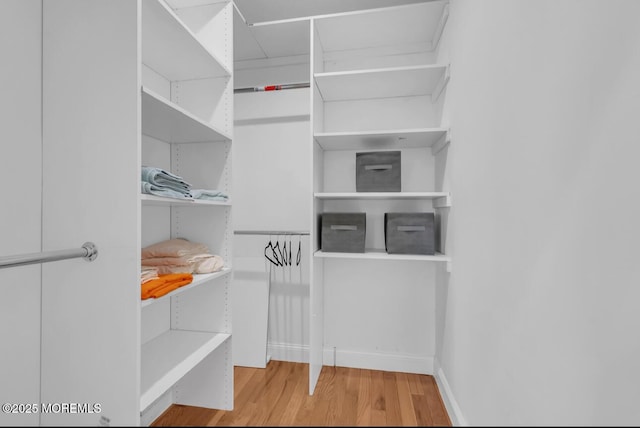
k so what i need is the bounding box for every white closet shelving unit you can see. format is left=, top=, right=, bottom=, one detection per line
left=38, top=0, right=234, bottom=425
left=139, top=0, right=234, bottom=424
left=309, top=1, right=451, bottom=393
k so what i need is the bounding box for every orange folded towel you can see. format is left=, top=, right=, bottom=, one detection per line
left=147, top=279, right=192, bottom=298
left=141, top=273, right=193, bottom=300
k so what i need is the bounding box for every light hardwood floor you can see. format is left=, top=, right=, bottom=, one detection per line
left=151, top=360, right=451, bottom=426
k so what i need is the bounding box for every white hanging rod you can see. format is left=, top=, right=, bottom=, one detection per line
left=234, top=230, right=309, bottom=236
left=0, top=242, right=98, bottom=269
left=234, top=82, right=310, bottom=93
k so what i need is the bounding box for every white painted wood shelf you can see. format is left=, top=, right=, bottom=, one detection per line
left=140, top=193, right=231, bottom=207
left=142, top=87, right=231, bottom=144
left=140, top=330, right=231, bottom=411
left=315, top=192, right=451, bottom=207
left=315, top=191, right=449, bottom=202
left=314, top=64, right=448, bottom=101
left=142, top=0, right=230, bottom=80
left=141, top=268, right=232, bottom=308
left=314, top=249, right=451, bottom=262
left=314, top=128, right=448, bottom=151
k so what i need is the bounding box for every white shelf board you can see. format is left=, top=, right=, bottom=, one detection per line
left=140, top=330, right=230, bottom=411
left=140, top=193, right=231, bottom=207
left=142, top=0, right=230, bottom=80
left=314, top=65, right=447, bottom=102
left=314, top=249, right=451, bottom=262
left=315, top=192, right=449, bottom=201
left=141, top=268, right=232, bottom=308
left=314, top=128, right=447, bottom=151
left=142, top=87, right=231, bottom=143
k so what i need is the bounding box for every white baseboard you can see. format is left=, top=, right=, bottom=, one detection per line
left=267, top=342, right=309, bottom=363
left=322, top=347, right=434, bottom=374
left=433, top=362, right=467, bottom=426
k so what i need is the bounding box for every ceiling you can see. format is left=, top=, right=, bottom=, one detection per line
left=233, top=0, right=429, bottom=62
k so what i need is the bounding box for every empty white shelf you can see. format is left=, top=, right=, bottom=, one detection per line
left=314, top=249, right=451, bottom=262
left=142, top=0, right=230, bottom=80
left=141, top=268, right=232, bottom=308
left=141, top=193, right=231, bottom=207
left=142, top=87, right=231, bottom=144
left=315, top=192, right=450, bottom=202
left=314, top=1, right=449, bottom=54
left=314, top=128, right=448, bottom=151
left=140, top=330, right=230, bottom=411
left=314, top=64, right=448, bottom=101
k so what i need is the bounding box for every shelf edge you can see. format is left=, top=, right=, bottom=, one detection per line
left=141, top=268, right=232, bottom=308
left=314, top=250, right=451, bottom=262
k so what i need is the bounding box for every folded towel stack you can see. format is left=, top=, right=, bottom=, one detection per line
left=140, top=166, right=230, bottom=202
left=141, top=238, right=225, bottom=277
left=141, top=166, right=192, bottom=199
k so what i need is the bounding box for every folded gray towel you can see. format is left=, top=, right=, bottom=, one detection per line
left=191, top=189, right=229, bottom=201
left=141, top=182, right=193, bottom=200
left=141, top=166, right=191, bottom=193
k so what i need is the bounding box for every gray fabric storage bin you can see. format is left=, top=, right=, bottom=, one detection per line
left=385, top=212, right=435, bottom=255
left=356, top=151, right=401, bottom=192
left=321, top=212, right=366, bottom=253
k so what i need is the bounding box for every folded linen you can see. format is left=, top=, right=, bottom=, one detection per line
left=141, top=238, right=209, bottom=259
left=141, top=182, right=193, bottom=200
left=141, top=273, right=193, bottom=299
left=141, top=166, right=191, bottom=192
left=143, top=264, right=195, bottom=275
left=141, top=256, right=194, bottom=267
left=142, top=254, right=225, bottom=274
left=192, top=254, right=225, bottom=274
left=141, top=267, right=159, bottom=284
left=191, top=189, right=229, bottom=201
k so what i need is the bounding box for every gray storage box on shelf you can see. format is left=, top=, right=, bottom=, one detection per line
left=321, top=212, right=366, bottom=253
left=356, top=150, right=401, bottom=192
left=385, top=212, right=435, bottom=255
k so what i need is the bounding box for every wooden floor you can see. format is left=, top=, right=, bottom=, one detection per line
left=151, top=360, right=451, bottom=426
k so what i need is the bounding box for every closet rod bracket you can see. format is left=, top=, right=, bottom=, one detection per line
left=82, top=242, right=99, bottom=262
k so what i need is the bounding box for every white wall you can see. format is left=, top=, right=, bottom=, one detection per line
left=440, top=0, right=640, bottom=425
left=0, top=2, right=42, bottom=425
left=40, top=1, right=141, bottom=425
left=233, top=88, right=310, bottom=232
left=232, top=82, right=311, bottom=364
left=235, top=55, right=309, bottom=90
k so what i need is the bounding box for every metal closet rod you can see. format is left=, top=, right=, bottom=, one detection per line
left=234, top=82, right=310, bottom=93
left=0, top=242, right=98, bottom=270
left=234, top=230, right=309, bottom=236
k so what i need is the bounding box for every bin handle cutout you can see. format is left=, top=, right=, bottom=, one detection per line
left=331, top=225, right=358, bottom=231
left=397, top=225, right=426, bottom=232
left=364, top=164, right=392, bottom=171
